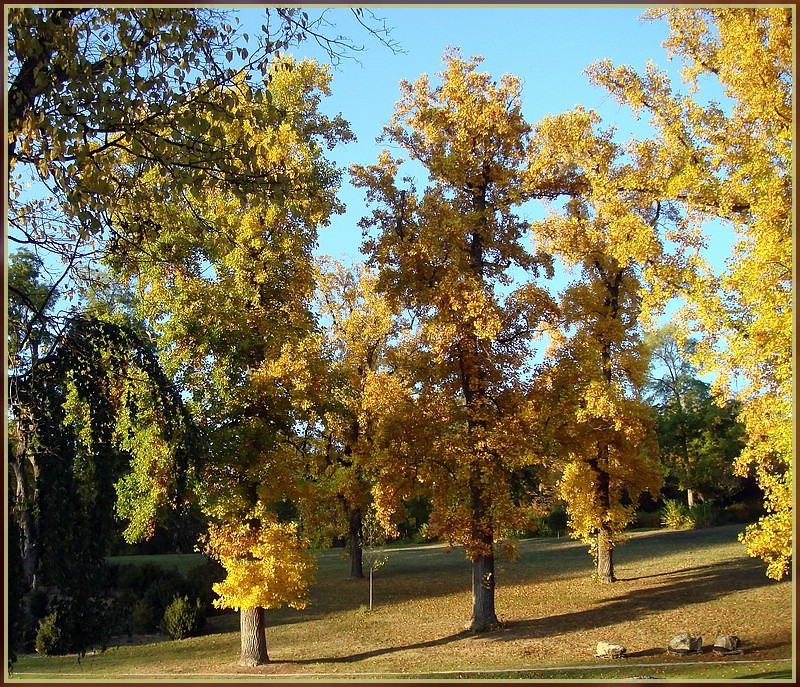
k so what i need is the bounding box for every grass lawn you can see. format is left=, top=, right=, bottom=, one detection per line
left=106, top=552, right=207, bottom=576
left=10, top=524, right=794, bottom=681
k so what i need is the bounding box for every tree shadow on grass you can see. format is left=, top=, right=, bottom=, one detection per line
left=625, top=648, right=667, bottom=658
left=496, top=557, right=775, bottom=642
left=281, top=630, right=472, bottom=665
left=275, top=558, right=783, bottom=667
left=258, top=530, right=769, bottom=635
left=733, top=669, right=793, bottom=679
left=275, top=556, right=782, bottom=666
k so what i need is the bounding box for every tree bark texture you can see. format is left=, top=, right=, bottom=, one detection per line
left=349, top=507, right=364, bottom=579
left=467, top=467, right=500, bottom=632
left=239, top=607, right=269, bottom=666
left=591, top=444, right=616, bottom=583
left=596, top=525, right=616, bottom=584
left=11, top=446, right=38, bottom=589
left=469, top=550, right=500, bottom=632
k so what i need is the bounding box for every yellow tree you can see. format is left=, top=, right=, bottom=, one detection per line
left=587, top=8, right=792, bottom=579
left=529, top=108, right=663, bottom=583
left=353, top=49, right=556, bottom=631
left=112, top=58, right=353, bottom=665
left=306, top=257, right=397, bottom=578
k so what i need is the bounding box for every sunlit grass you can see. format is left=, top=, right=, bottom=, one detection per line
left=10, top=524, right=793, bottom=681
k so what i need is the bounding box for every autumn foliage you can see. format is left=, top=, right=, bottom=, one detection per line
left=587, top=7, right=792, bottom=579
left=205, top=515, right=315, bottom=611
left=6, top=9, right=791, bottom=670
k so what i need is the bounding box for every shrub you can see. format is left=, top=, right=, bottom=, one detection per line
left=527, top=514, right=554, bottom=538
left=661, top=500, right=721, bottom=529
left=661, top=499, right=693, bottom=529
left=144, top=571, right=190, bottom=615
left=162, top=596, right=205, bottom=640
left=185, top=561, right=225, bottom=610
left=413, top=522, right=433, bottom=544
left=688, top=502, right=720, bottom=528
left=117, top=563, right=161, bottom=595
left=631, top=509, right=662, bottom=529
left=129, top=600, right=157, bottom=634
left=725, top=500, right=765, bottom=524
left=34, top=611, right=63, bottom=656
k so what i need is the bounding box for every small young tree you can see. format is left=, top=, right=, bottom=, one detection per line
left=361, top=508, right=389, bottom=611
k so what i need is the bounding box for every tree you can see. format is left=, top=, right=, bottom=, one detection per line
left=353, top=50, right=556, bottom=630
left=6, top=7, right=398, bottom=323
left=205, top=514, right=315, bottom=664
left=587, top=8, right=792, bottom=579
left=113, top=57, right=353, bottom=665
left=7, top=245, right=200, bottom=660
left=646, top=325, right=744, bottom=507
left=7, top=313, right=196, bottom=654
left=7, top=249, right=60, bottom=374
left=308, top=258, right=396, bottom=579
left=8, top=249, right=191, bottom=578
left=361, top=506, right=389, bottom=611
left=528, top=107, right=662, bottom=583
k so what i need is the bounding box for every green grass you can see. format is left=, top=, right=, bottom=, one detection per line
left=10, top=524, right=794, bottom=681
left=106, top=552, right=207, bottom=575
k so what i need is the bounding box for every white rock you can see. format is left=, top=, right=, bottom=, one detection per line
left=596, top=641, right=627, bottom=658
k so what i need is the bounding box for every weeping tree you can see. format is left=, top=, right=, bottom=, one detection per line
left=7, top=312, right=197, bottom=655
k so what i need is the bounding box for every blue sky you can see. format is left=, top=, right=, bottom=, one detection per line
left=236, top=6, right=693, bottom=261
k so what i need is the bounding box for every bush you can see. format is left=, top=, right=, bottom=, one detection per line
left=32, top=596, right=113, bottom=655
left=688, top=502, right=720, bottom=528
left=144, top=571, right=190, bottom=615
left=129, top=600, right=158, bottom=634
left=725, top=500, right=765, bottom=524
left=661, top=500, right=721, bottom=529
left=526, top=514, right=554, bottom=538
left=661, top=499, right=693, bottom=529
left=631, top=509, right=662, bottom=529
left=162, top=596, right=205, bottom=640
left=117, top=562, right=156, bottom=594
left=34, top=611, right=63, bottom=656
left=413, top=522, right=433, bottom=544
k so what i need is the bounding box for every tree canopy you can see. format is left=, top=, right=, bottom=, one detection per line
left=354, top=49, right=558, bottom=630
left=587, top=7, right=792, bottom=579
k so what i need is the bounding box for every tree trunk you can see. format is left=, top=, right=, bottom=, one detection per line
left=591, top=442, right=615, bottom=583
left=596, top=526, right=616, bottom=583
left=468, top=549, right=500, bottom=632
left=239, top=607, right=269, bottom=666
left=11, top=450, right=38, bottom=590
left=349, top=507, right=364, bottom=579
left=687, top=488, right=695, bottom=508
